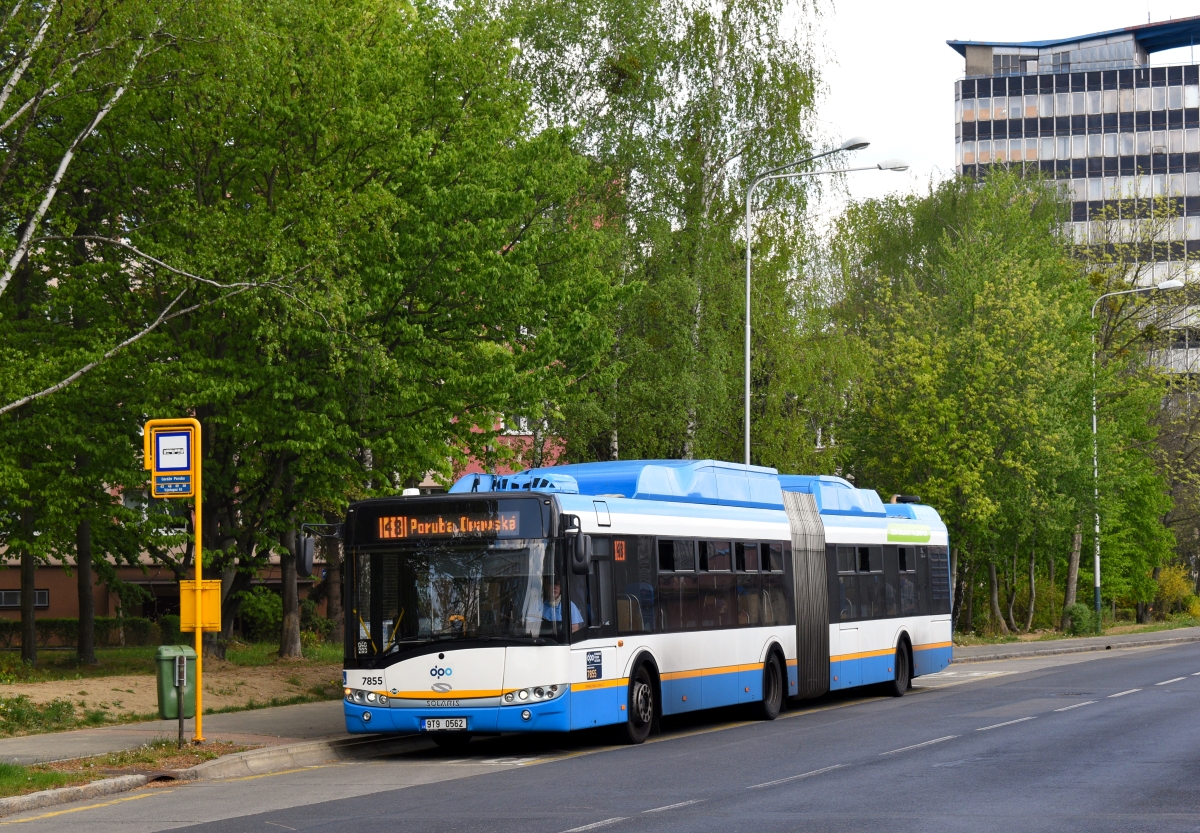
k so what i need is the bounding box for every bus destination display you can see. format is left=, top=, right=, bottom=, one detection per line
left=377, top=511, right=520, bottom=540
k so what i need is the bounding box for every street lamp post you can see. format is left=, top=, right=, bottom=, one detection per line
left=1090, top=278, right=1184, bottom=631
left=743, top=140, right=908, bottom=465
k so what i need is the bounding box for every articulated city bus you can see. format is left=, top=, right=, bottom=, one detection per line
left=341, top=460, right=952, bottom=747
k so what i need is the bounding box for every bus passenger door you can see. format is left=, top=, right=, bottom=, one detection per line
left=835, top=626, right=861, bottom=689
left=571, top=550, right=620, bottom=729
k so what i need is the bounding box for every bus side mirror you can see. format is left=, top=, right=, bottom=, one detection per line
left=297, top=535, right=315, bottom=578
left=571, top=533, right=592, bottom=575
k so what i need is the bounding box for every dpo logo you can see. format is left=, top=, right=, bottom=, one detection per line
left=429, top=666, right=453, bottom=678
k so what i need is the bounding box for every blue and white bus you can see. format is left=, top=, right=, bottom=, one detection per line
left=341, top=460, right=951, bottom=746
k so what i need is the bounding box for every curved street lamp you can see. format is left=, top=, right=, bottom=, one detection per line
left=1090, top=278, right=1185, bottom=630
left=743, top=140, right=908, bottom=466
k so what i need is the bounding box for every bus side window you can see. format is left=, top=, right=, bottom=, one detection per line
left=736, top=544, right=761, bottom=626
left=898, top=546, right=918, bottom=616
left=588, top=558, right=613, bottom=629
left=657, top=540, right=698, bottom=632
left=857, top=546, right=885, bottom=618
left=616, top=538, right=653, bottom=634
left=760, top=543, right=787, bottom=626
left=836, top=546, right=856, bottom=621
left=699, top=542, right=735, bottom=628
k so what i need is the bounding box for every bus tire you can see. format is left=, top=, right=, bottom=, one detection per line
left=618, top=663, right=655, bottom=744
left=430, top=732, right=472, bottom=751
left=884, top=643, right=910, bottom=697
left=755, top=651, right=783, bottom=721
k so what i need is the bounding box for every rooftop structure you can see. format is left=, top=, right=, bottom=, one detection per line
left=947, top=15, right=1200, bottom=77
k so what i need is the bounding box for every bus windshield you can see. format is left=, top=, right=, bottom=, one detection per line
left=353, top=538, right=564, bottom=662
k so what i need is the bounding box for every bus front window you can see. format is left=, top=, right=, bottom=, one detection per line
left=353, top=539, right=563, bottom=664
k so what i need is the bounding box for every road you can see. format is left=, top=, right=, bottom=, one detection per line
left=5, top=642, right=1200, bottom=833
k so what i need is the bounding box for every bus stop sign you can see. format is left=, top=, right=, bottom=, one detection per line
left=145, top=424, right=196, bottom=499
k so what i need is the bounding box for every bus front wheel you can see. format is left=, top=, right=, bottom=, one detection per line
left=618, top=664, right=655, bottom=744
left=755, top=653, right=783, bottom=720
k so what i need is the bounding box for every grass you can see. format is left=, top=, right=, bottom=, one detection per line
left=0, top=762, right=88, bottom=798
left=953, top=614, right=1200, bottom=645
left=0, top=738, right=256, bottom=799
left=37, top=737, right=250, bottom=777
left=0, top=639, right=343, bottom=684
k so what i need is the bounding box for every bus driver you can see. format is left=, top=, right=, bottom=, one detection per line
left=542, top=578, right=584, bottom=633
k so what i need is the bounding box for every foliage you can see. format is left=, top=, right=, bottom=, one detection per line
left=237, top=588, right=283, bottom=644
left=1064, top=603, right=1097, bottom=636
left=159, top=616, right=182, bottom=646
left=832, top=171, right=1175, bottom=632
left=512, top=0, right=837, bottom=468
left=1156, top=564, right=1193, bottom=614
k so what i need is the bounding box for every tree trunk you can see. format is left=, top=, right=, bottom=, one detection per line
left=964, top=566, right=974, bottom=633
left=279, top=530, right=301, bottom=659
left=989, top=561, right=1009, bottom=634
left=76, top=518, right=97, bottom=665
left=324, top=533, right=343, bottom=645
left=1023, top=537, right=1036, bottom=633
left=1061, top=524, right=1081, bottom=630
left=20, top=547, right=36, bottom=666
left=1048, top=545, right=1056, bottom=628
left=1136, top=601, right=1150, bottom=624
left=1004, top=544, right=1019, bottom=633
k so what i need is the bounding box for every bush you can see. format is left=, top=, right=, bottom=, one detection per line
left=1065, top=603, right=1097, bottom=635
left=239, top=587, right=282, bottom=643
left=1157, top=565, right=1193, bottom=616
left=300, top=599, right=334, bottom=640
left=300, top=630, right=325, bottom=657
left=159, top=615, right=182, bottom=645
left=1187, top=596, right=1200, bottom=619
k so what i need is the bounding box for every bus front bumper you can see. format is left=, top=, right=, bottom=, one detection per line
left=344, top=694, right=572, bottom=734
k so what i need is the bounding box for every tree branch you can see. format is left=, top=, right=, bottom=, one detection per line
left=0, top=38, right=144, bottom=301
left=0, top=0, right=55, bottom=117
left=0, top=285, right=250, bottom=416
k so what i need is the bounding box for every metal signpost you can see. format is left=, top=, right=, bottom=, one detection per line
left=144, top=418, right=220, bottom=743
left=174, top=654, right=186, bottom=748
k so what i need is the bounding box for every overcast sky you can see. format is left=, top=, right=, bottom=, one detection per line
left=808, top=0, right=1200, bottom=214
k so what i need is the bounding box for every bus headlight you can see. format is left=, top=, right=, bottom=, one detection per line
left=503, top=684, right=566, bottom=705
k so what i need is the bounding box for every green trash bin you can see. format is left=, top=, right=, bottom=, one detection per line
left=155, top=645, right=197, bottom=720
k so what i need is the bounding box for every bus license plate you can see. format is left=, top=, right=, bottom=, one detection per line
left=422, top=718, right=467, bottom=732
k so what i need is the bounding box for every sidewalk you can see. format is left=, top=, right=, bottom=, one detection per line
left=952, top=625, right=1200, bottom=663
left=0, top=699, right=348, bottom=764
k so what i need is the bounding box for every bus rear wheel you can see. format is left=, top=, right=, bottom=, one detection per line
left=754, top=653, right=783, bottom=720
left=618, top=664, right=655, bottom=744
left=884, top=644, right=910, bottom=697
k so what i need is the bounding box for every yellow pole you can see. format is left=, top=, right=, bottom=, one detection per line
left=193, top=423, right=204, bottom=743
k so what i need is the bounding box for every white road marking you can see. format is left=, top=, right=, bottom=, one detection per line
left=1107, top=689, right=1141, bottom=698
left=642, top=800, right=705, bottom=813
left=976, top=716, right=1037, bottom=731
left=879, top=735, right=959, bottom=756
left=1192, top=671, right=1200, bottom=676
left=1053, top=700, right=1097, bottom=712
left=1155, top=677, right=1186, bottom=686
left=747, top=764, right=844, bottom=789
left=560, top=819, right=627, bottom=833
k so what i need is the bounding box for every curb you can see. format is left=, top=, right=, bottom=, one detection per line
left=183, top=734, right=424, bottom=780
left=0, top=773, right=150, bottom=818
left=951, top=632, right=1200, bottom=663
left=0, top=734, right=423, bottom=819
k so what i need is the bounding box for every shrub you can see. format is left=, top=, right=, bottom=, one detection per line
left=159, top=615, right=182, bottom=645
left=1157, top=564, right=1193, bottom=615
left=300, top=630, right=325, bottom=657
left=1187, top=596, right=1200, bottom=619
left=239, top=587, right=282, bottom=643
left=300, top=599, right=334, bottom=639
left=1065, top=603, right=1097, bottom=635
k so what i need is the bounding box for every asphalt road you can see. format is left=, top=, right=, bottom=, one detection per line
left=6, top=642, right=1200, bottom=833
